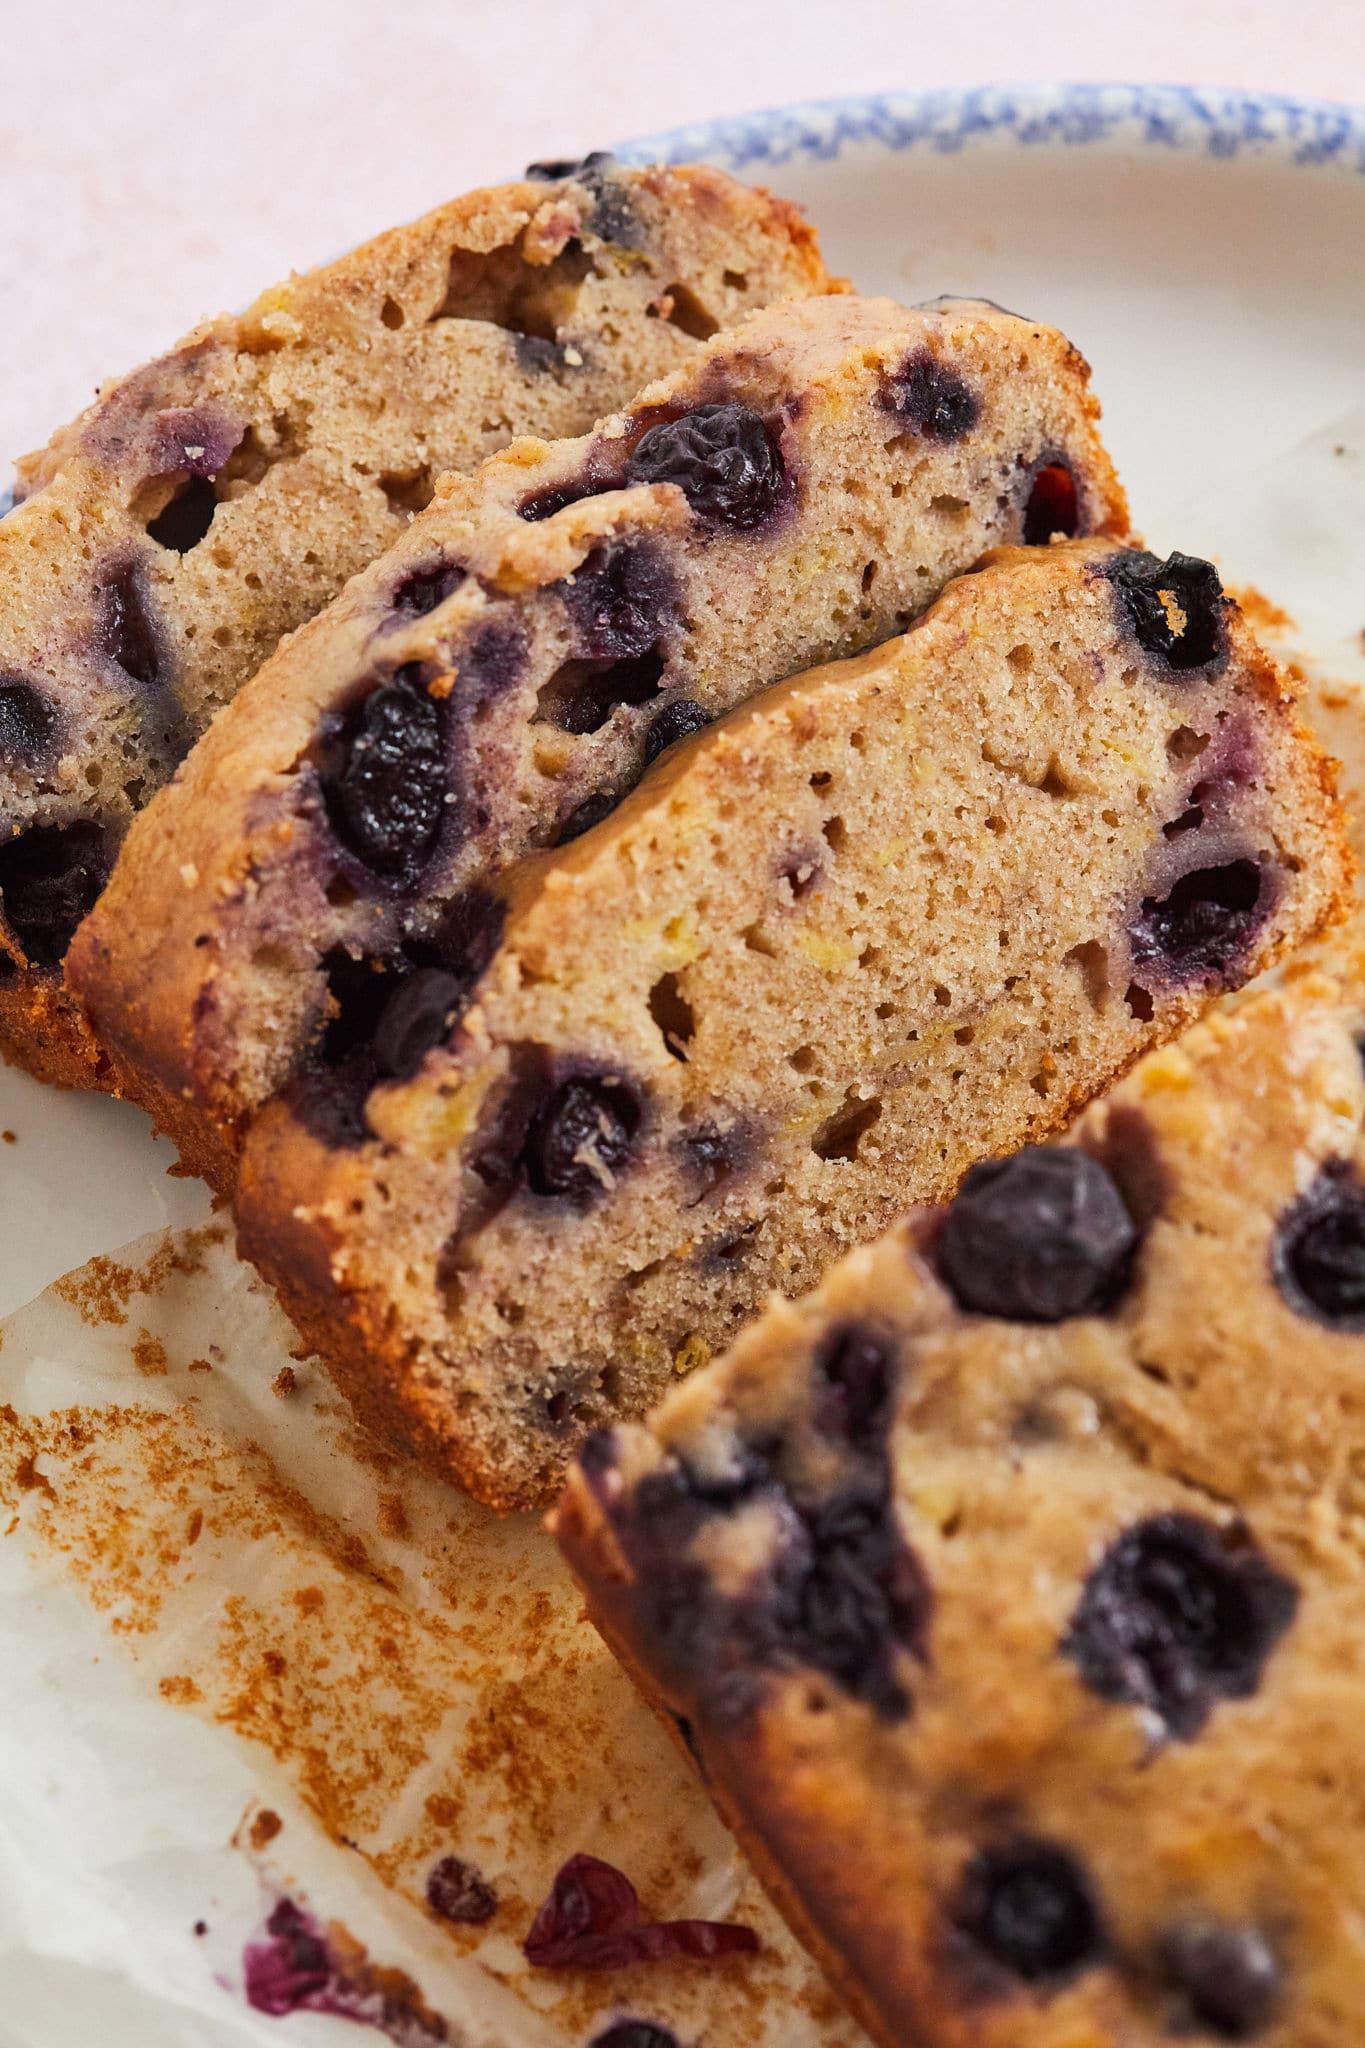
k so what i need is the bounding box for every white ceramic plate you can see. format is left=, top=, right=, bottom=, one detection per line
left=3, top=82, right=1365, bottom=1316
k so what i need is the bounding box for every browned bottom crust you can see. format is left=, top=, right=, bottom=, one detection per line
left=0, top=976, right=106, bottom=1091
left=551, top=1480, right=911, bottom=2048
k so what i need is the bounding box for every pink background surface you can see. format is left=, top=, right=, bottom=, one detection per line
left=3, top=0, right=1364, bottom=473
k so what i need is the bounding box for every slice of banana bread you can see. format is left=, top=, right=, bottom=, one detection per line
left=0, top=154, right=834, bottom=1086
left=71, top=292, right=1127, bottom=1181
left=556, top=965, right=1365, bottom=2048
left=233, top=539, right=1348, bottom=1509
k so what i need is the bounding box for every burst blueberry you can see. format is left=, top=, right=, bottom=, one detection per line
left=0, top=819, right=108, bottom=966
left=0, top=676, right=56, bottom=763
left=626, top=403, right=784, bottom=529
left=882, top=346, right=981, bottom=442
left=1107, top=549, right=1226, bottom=671
left=1062, top=1512, right=1298, bottom=1739
left=318, top=665, right=448, bottom=879
left=523, top=1073, right=641, bottom=1202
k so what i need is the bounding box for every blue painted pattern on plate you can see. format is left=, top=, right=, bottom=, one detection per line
left=619, top=83, right=1365, bottom=175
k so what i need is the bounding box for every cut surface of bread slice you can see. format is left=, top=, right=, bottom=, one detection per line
left=234, top=538, right=1349, bottom=1508
left=0, top=154, right=833, bottom=1085
left=71, top=292, right=1127, bottom=1179
left=555, top=966, right=1365, bottom=2048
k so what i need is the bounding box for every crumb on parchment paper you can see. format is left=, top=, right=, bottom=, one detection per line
left=0, top=1228, right=861, bottom=2048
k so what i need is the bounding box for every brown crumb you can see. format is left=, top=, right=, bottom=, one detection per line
left=377, top=1492, right=411, bottom=1540
left=132, top=1331, right=170, bottom=1378
left=249, top=1808, right=284, bottom=1850
left=1231, top=583, right=1295, bottom=635
left=159, top=1673, right=205, bottom=1706
left=187, top=1357, right=213, bottom=1374
left=2, top=1130, right=15, bottom=1144
left=272, top=1365, right=298, bottom=1399
left=12, top=1451, right=55, bottom=1499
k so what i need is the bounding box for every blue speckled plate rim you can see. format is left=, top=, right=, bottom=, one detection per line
left=616, top=79, right=1365, bottom=173
left=3, top=83, right=1360, bottom=520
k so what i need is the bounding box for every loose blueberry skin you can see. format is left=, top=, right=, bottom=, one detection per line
left=1106, top=549, right=1228, bottom=673
left=0, top=675, right=57, bottom=764
left=881, top=346, right=981, bottom=442
left=1161, top=1923, right=1281, bottom=2038
left=626, top=403, right=786, bottom=530
left=425, top=1854, right=497, bottom=1925
left=952, top=1839, right=1104, bottom=1985
left=935, top=1146, right=1139, bottom=1323
left=1062, top=1512, right=1298, bottom=1739
left=317, top=664, right=449, bottom=881
left=1128, top=857, right=1269, bottom=993
left=1273, top=1161, right=1365, bottom=1329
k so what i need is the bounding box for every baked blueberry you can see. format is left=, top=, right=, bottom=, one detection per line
left=565, top=542, right=675, bottom=664
left=1129, top=858, right=1267, bottom=988
left=1107, top=549, right=1226, bottom=672
left=1273, top=1163, right=1365, bottom=1329
left=390, top=560, right=465, bottom=617
left=1062, top=1512, right=1298, bottom=1738
left=1022, top=457, right=1081, bottom=543
left=588, top=2026, right=680, bottom=2048
left=318, top=665, right=448, bottom=879
left=784, top=1489, right=929, bottom=1717
left=518, top=478, right=604, bottom=522
left=882, top=346, right=981, bottom=442
left=0, top=676, right=56, bottom=764
left=0, top=818, right=108, bottom=967
left=373, top=967, right=466, bottom=1080
left=555, top=789, right=620, bottom=844
left=644, top=698, right=711, bottom=765
left=523, top=1073, right=641, bottom=1202
left=814, top=1324, right=895, bottom=1453
left=935, top=1147, right=1138, bottom=1322
left=626, top=403, right=785, bottom=529
left=953, top=1839, right=1103, bottom=1982
left=102, top=561, right=161, bottom=689
left=1162, top=1922, right=1281, bottom=2037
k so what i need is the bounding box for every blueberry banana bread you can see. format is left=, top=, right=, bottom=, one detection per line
left=0, top=154, right=834, bottom=1087
left=71, top=292, right=1127, bottom=1179
left=556, top=966, right=1365, bottom=2047
left=233, top=539, right=1349, bottom=1509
